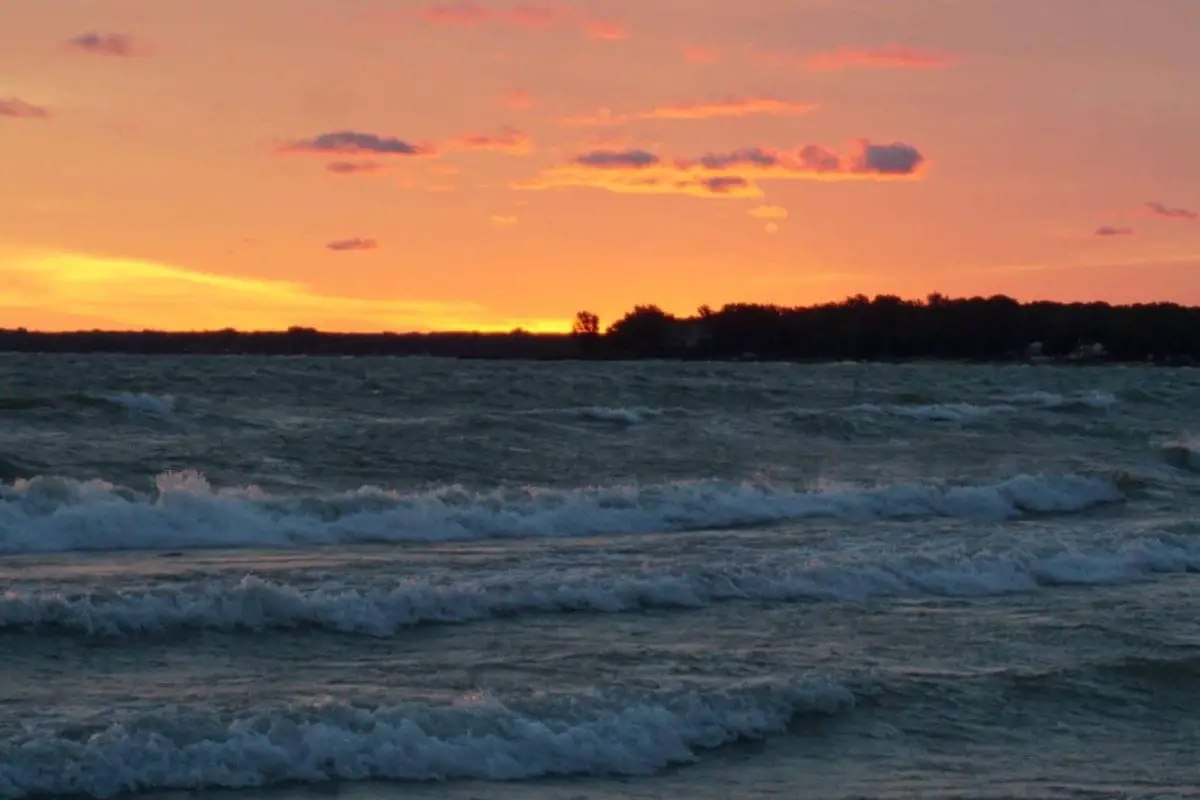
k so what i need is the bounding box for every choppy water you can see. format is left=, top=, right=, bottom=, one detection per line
left=2, top=355, right=1199, bottom=800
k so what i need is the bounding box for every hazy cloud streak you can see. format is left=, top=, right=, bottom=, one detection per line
left=279, top=131, right=435, bottom=157
left=326, top=237, right=379, bottom=251
left=1146, top=201, right=1198, bottom=220
left=0, top=98, right=49, bottom=118
left=415, top=2, right=627, bottom=40
left=66, top=31, right=141, bottom=57
left=560, top=97, right=816, bottom=126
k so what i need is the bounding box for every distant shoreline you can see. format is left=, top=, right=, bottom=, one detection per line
left=0, top=329, right=1189, bottom=366
left=3, top=294, right=1197, bottom=364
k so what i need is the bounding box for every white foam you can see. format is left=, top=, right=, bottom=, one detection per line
left=8, top=528, right=1193, bottom=638
left=0, top=679, right=853, bottom=798
left=0, top=471, right=1124, bottom=554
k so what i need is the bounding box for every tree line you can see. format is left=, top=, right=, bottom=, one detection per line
left=575, top=294, right=1200, bottom=363
left=1, top=294, right=1198, bottom=362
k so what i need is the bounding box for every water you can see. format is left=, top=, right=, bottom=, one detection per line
left=1, top=355, right=1198, bottom=800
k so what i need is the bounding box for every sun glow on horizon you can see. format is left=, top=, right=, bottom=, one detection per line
left=0, top=251, right=568, bottom=333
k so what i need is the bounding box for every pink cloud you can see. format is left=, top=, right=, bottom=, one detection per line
left=802, top=45, right=959, bottom=71
left=559, top=97, right=817, bottom=126
left=1095, top=226, right=1136, bottom=237
left=447, top=127, right=533, bottom=154
left=503, top=89, right=534, bottom=110
left=418, top=2, right=490, bottom=27
left=753, top=45, right=957, bottom=72
left=0, top=97, right=50, bottom=118
left=416, top=2, right=626, bottom=40
left=66, top=31, right=142, bottom=57
left=683, top=45, right=717, bottom=64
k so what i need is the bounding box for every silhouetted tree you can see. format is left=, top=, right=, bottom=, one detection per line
left=572, top=310, right=600, bottom=336
left=605, top=305, right=676, bottom=356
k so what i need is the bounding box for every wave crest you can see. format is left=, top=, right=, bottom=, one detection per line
left=0, top=471, right=1125, bottom=554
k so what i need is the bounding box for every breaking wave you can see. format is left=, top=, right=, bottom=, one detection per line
left=0, top=470, right=1124, bottom=554
left=0, top=679, right=853, bottom=799
left=1160, top=436, right=1200, bottom=472
left=4, top=529, right=1197, bottom=638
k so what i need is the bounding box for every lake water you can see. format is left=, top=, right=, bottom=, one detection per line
left=1, top=356, right=1198, bottom=799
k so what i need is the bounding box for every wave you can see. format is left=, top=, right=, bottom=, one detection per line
left=0, top=679, right=853, bottom=799
left=1160, top=437, right=1200, bottom=472
left=0, top=392, right=174, bottom=416
left=1001, top=390, right=1118, bottom=412
left=10, top=530, right=1196, bottom=639
left=565, top=405, right=662, bottom=424
left=851, top=402, right=1009, bottom=422
left=847, top=389, right=1120, bottom=423
left=0, top=470, right=1124, bottom=554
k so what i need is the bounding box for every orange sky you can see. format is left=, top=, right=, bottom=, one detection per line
left=2, top=0, right=1199, bottom=332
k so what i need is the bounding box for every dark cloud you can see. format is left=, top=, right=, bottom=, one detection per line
left=66, top=31, right=139, bottom=57
left=1095, top=226, right=1135, bottom=237
left=282, top=131, right=433, bottom=157
left=326, top=237, right=379, bottom=251
left=574, top=149, right=660, bottom=168
left=0, top=98, right=49, bottom=118
left=1146, top=201, right=1198, bottom=220
left=519, top=138, right=925, bottom=199
left=857, top=142, right=925, bottom=175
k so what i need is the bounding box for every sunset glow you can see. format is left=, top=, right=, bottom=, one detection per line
left=1, top=0, right=1198, bottom=332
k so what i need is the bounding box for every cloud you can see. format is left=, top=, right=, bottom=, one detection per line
left=702, top=176, right=751, bottom=194
left=1146, top=201, right=1198, bottom=220
left=279, top=130, right=435, bottom=157
left=324, top=160, right=385, bottom=175
left=1095, top=226, right=1135, bottom=237
left=0, top=97, right=49, bottom=118
left=489, top=214, right=518, bottom=228
left=749, top=205, right=788, bottom=220
left=517, top=139, right=926, bottom=199
left=0, top=250, right=561, bottom=332
left=447, top=127, right=533, bottom=154
left=756, top=45, right=957, bottom=72
left=503, top=89, right=534, bottom=110
left=415, top=3, right=627, bottom=40
left=573, top=149, right=660, bottom=168
left=65, top=31, right=140, bottom=57
left=765, top=222, right=780, bottom=234
left=326, top=237, right=379, bottom=251
left=683, top=45, right=717, bottom=64
left=559, top=97, right=816, bottom=126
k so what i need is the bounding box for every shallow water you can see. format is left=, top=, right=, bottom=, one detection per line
left=1, top=356, right=1198, bottom=799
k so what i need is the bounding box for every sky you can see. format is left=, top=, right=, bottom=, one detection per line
left=1, top=0, right=1199, bottom=333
